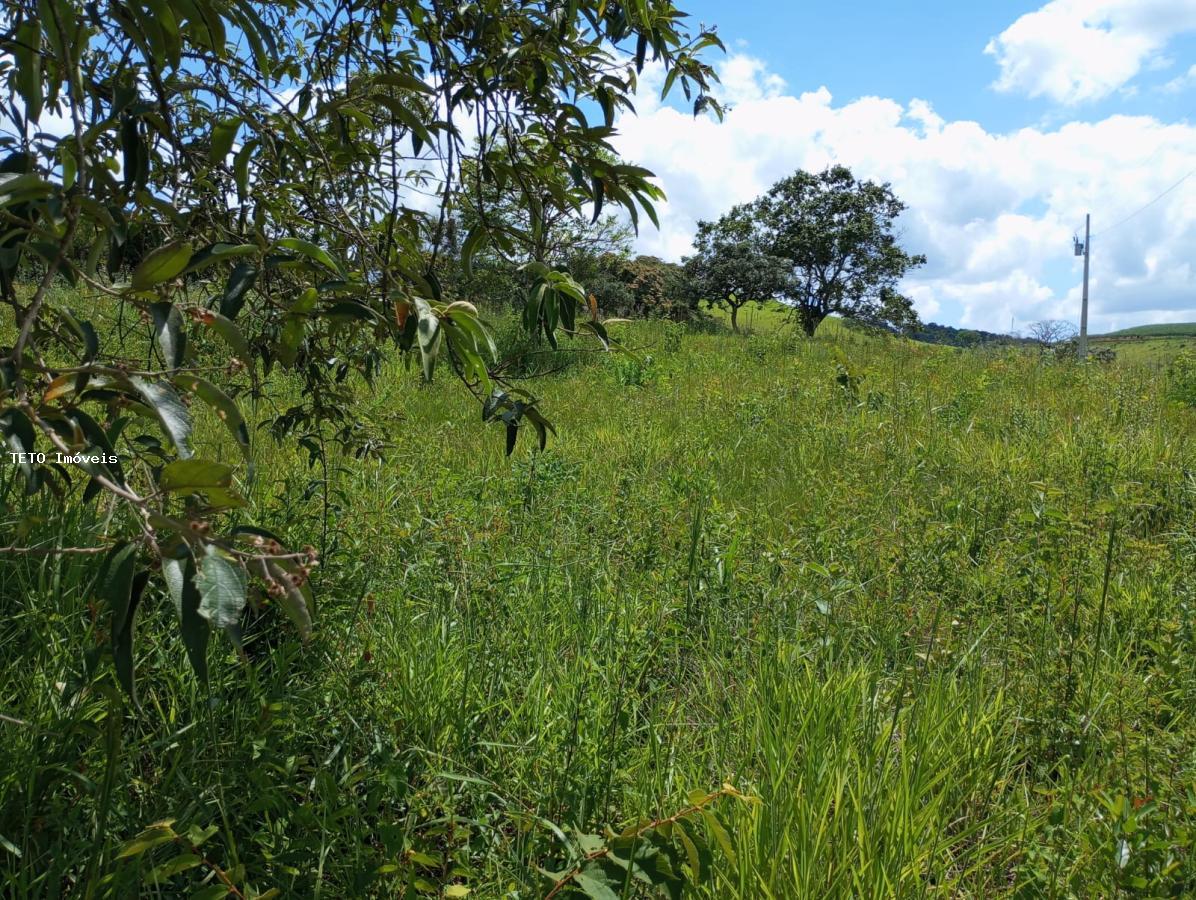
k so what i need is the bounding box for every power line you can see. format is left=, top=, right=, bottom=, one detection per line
left=1090, top=99, right=1196, bottom=239
left=1090, top=168, right=1195, bottom=238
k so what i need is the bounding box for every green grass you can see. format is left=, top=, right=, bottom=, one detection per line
left=701, top=301, right=796, bottom=334
left=1100, top=322, right=1196, bottom=338
left=5, top=312, right=1196, bottom=896
left=1089, top=335, right=1195, bottom=367
left=1088, top=323, right=1196, bottom=368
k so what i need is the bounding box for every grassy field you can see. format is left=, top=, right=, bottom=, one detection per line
left=1102, top=323, right=1196, bottom=338
left=1089, top=335, right=1196, bottom=368
left=4, top=311, right=1196, bottom=896
left=1087, top=323, right=1196, bottom=368
left=701, top=302, right=795, bottom=335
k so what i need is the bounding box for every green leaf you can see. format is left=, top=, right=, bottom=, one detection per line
left=103, top=542, right=139, bottom=642
left=158, top=459, right=234, bottom=492
left=230, top=524, right=287, bottom=545
left=596, top=86, right=614, bottom=128
left=196, top=310, right=252, bottom=369
left=13, top=20, right=42, bottom=124
left=292, top=286, right=318, bottom=314
left=460, top=226, right=488, bottom=279
left=372, top=95, right=434, bottom=147
left=220, top=262, right=257, bottom=320
left=0, top=408, right=38, bottom=492
left=146, top=852, right=202, bottom=882
left=131, top=241, right=194, bottom=290
left=0, top=171, right=53, bottom=203
left=202, top=486, right=247, bottom=509
left=523, top=406, right=555, bottom=452
left=579, top=320, right=611, bottom=349
left=700, top=809, right=736, bottom=865
left=610, top=833, right=683, bottom=890
left=195, top=545, right=247, bottom=630
left=163, top=553, right=209, bottom=684
left=67, top=408, right=125, bottom=485
left=0, top=832, right=21, bottom=858
left=524, top=281, right=547, bottom=334
left=174, top=375, right=251, bottom=467
left=150, top=302, right=187, bottom=369
left=323, top=301, right=380, bottom=323
left=185, top=823, right=219, bottom=848
left=184, top=242, right=258, bottom=275
left=57, top=308, right=99, bottom=363
left=116, top=821, right=177, bottom=859
left=233, top=139, right=255, bottom=200
left=277, top=315, right=305, bottom=367
left=189, top=885, right=229, bottom=900
left=275, top=237, right=343, bottom=276
left=675, top=820, right=703, bottom=880
left=209, top=116, right=242, bottom=165
left=574, top=860, right=623, bottom=900
left=130, top=376, right=193, bottom=458
left=102, top=542, right=148, bottom=705
left=372, top=71, right=434, bottom=93
left=591, top=176, right=604, bottom=224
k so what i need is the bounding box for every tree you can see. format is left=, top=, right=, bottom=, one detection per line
left=1027, top=320, right=1079, bottom=348
left=725, top=166, right=926, bottom=336
left=0, top=0, right=724, bottom=696
left=684, top=222, right=791, bottom=332
left=445, top=141, right=634, bottom=318
left=573, top=253, right=694, bottom=320
left=454, top=141, right=634, bottom=270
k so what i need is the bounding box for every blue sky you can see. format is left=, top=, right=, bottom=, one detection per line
left=685, top=1, right=1196, bottom=130
left=614, top=0, right=1196, bottom=333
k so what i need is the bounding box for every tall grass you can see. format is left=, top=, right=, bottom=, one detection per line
left=3, top=315, right=1196, bottom=896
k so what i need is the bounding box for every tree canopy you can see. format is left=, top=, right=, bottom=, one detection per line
left=693, top=165, right=925, bottom=336
left=684, top=228, right=791, bottom=332
left=0, top=0, right=724, bottom=693
left=453, top=139, right=634, bottom=269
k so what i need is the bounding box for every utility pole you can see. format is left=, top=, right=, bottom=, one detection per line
left=1077, top=214, right=1090, bottom=360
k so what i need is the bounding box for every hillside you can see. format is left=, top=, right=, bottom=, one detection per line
left=6, top=316, right=1196, bottom=895
left=1089, top=325, right=1196, bottom=366
left=1100, top=322, right=1196, bottom=337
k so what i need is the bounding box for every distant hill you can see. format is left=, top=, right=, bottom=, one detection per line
left=1098, top=323, right=1196, bottom=338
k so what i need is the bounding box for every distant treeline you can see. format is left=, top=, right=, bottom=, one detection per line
left=909, top=322, right=1033, bottom=348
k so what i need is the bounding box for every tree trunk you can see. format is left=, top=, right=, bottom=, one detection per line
left=798, top=308, right=827, bottom=337
left=730, top=304, right=740, bottom=333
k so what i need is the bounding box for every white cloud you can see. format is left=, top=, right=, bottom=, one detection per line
left=719, top=55, right=788, bottom=106
left=1162, top=63, right=1196, bottom=93
left=612, top=54, right=1196, bottom=332
left=985, top=0, right=1196, bottom=104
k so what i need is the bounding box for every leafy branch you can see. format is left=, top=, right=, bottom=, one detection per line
left=114, top=818, right=276, bottom=899
left=542, top=784, right=756, bottom=899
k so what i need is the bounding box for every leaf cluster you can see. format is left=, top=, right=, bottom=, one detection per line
left=0, top=0, right=724, bottom=698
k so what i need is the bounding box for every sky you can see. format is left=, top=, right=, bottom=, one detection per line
left=610, top=0, right=1196, bottom=334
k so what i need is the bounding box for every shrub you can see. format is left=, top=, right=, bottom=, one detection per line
left=1167, top=351, right=1196, bottom=406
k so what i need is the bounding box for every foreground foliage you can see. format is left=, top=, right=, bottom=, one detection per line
left=0, top=0, right=722, bottom=695
left=4, top=318, right=1196, bottom=896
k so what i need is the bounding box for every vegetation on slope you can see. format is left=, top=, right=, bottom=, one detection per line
left=5, top=317, right=1196, bottom=896
left=1101, top=323, right=1196, bottom=338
